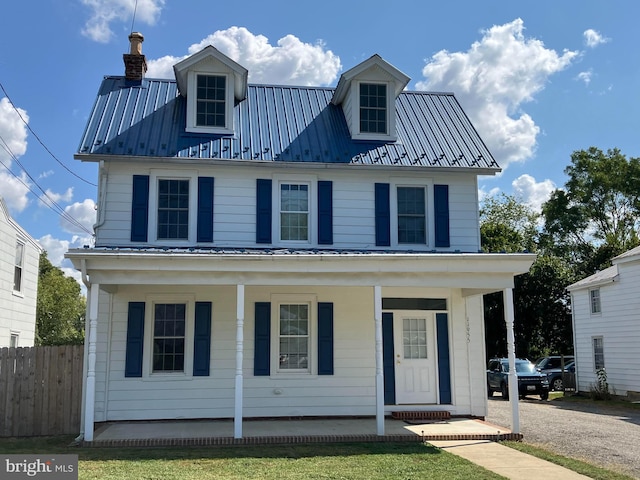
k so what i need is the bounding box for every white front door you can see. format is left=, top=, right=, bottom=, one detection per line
left=394, top=312, right=437, bottom=404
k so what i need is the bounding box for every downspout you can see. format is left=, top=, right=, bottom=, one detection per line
left=92, top=161, right=107, bottom=232
left=74, top=259, right=91, bottom=443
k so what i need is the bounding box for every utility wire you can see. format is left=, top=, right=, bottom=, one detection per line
left=0, top=136, right=93, bottom=235
left=0, top=81, right=97, bottom=187
left=130, top=0, right=139, bottom=35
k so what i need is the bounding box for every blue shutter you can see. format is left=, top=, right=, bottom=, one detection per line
left=125, top=302, right=145, bottom=377
left=382, top=312, right=395, bottom=405
left=193, top=302, right=212, bottom=376
left=434, top=184, right=450, bottom=248
left=256, top=179, right=272, bottom=244
left=436, top=313, right=452, bottom=404
left=131, top=175, right=149, bottom=242
left=375, top=183, right=391, bottom=246
left=254, top=302, right=271, bottom=375
left=197, top=177, right=214, bottom=243
left=317, top=302, right=334, bottom=375
left=317, top=181, right=333, bottom=245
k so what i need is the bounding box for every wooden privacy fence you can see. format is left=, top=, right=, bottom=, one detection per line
left=0, top=345, right=84, bottom=437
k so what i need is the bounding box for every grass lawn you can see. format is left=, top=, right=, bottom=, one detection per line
left=0, top=437, right=505, bottom=480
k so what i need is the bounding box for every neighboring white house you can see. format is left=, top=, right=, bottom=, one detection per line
left=66, top=33, right=534, bottom=441
left=0, top=196, right=43, bottom=347
left=567, top=246, right=640, bottom=398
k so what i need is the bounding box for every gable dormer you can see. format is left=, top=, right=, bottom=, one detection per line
left=331, top=55, right=410, bottom=142
left=173, top=46, right=248, bottom=135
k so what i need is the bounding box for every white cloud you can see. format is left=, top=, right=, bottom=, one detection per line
left=38, top=170, right=54, bottom=179
left=147, top=26, right=342, bottom=86
left=511, top=174, right=556, bottom=211
left=577, top=70, right=592, bottom=86
left=61, top=198, right=97, bottom=235
left=478, top=185, right=501, bottom=203
left=39, top=187, right=74, bottom=209
left=416, top=19, right=578, bottom=169
left=80, top=0, right=165, bottom=43
left=0, top=97, right=31, bottom=212
left=39, top=234, right=92, bottom=290
left=583, top=29, right=610, bottom=48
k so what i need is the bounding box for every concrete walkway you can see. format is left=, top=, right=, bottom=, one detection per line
left=430, top=440, right=591, bottom=480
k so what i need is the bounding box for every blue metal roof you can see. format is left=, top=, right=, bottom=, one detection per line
left=77, top=76, right=499, bottom=170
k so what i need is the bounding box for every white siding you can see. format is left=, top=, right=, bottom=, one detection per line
left=572, top=261, right=640, bottom=396
left=0, top=201, right=41, bottom=347
left=95, top=162, right=481, bottom=253
left=93, top=284, right=479, bottom=421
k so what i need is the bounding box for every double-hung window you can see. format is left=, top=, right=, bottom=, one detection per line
left=280, top=183, right=309, bottom=242
left=278, top=303, right=310, bottom=372
left=397, top=186, right=426, bottom=244
left=590, top=288, right=601, bottom=314
left=157, top=179, right=190, bottom=240
left=360, top=83, right=387, bottom=134
left=593, top=336, right=605, bottom=370
left=13, top=241, right=24, bottom=293
left=196, top=75, right=226, bottom=128
left=152, top=303, right=186, bottom=373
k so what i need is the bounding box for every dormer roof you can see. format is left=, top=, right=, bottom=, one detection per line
left=173, top=45, right=248, bottom=102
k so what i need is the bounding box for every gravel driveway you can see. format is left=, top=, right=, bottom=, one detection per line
left=486, top=396, right=640, bottom=479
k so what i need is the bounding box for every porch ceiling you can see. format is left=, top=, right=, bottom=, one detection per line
left=67, top=248, right=534, bottom=292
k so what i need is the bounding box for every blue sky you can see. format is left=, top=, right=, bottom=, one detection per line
left=1, top=0, right=638, bottom=283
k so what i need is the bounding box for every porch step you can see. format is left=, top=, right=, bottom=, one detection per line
left=391, top=411, right=451, bottom=421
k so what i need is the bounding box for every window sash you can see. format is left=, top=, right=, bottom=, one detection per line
left=590, top=289, right=601, bottom=314
left=359, top=83, right=387, bottom=134
left=153, top=303, right=186, bottom=372
left=278, top=304, right=309, bottom=371
left=403, top=318, right=428, bottom=359
left=196, top=75, right=226, bottom=127
left=157, top=179, right=189, bottom=240
left=593, top=336, right=605, bottom=370
left=13, top=242, right=24, bottom=291
left=397, top=186, right=426, bottom=244
left=280, top=184, right=309, bottom=241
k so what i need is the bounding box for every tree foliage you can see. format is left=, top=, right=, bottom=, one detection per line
left=36, top=253, right=85, bottom=346
left=480, top=193, right=539, bottom=253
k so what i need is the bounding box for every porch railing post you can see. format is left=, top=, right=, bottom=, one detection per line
left=84, top=283, right=99, bottom=441
left=234, top=284, right=245, bottom=439
left=374, top=285, right=384, bottom=435
left=503, top=287, right=520, bottom=434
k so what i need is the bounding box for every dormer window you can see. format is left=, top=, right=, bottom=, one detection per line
left=196, top=75, right=227, bottom=128
left=360, top=83, right=387, bottom=134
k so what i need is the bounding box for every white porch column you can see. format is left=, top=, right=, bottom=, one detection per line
left=83, top=283, right=100, bottom=441
left=374, top=285, right=384, bottom=436
left=503, top=287, right=520, bottom=434
left=234, top=284, right=245, bottom=439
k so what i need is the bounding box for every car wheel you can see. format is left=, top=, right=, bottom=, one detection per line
left=501, top=382, right=509, bottom=400
left=487, top=383, right=494, bottom=398
left=551, top=377, right=563, bottom=391
left=541, top=391, right=549, bottom=401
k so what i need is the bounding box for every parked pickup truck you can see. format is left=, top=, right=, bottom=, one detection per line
left=487, top=358, right=550, bottom=400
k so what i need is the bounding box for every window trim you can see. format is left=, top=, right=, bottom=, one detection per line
left=148, top=169, right=198, bottom=245
left=592, top=335, right=605, bottom=371
left=589, top=288, right=601, bottom=315
left=9, top=331, right=19, bottom=348
left=352, top=80, right=396, bottom=141
left=390, top=178, right=433, bottom=248
left=273, top=175, right=317, bottom=246
left=13, top=239, right=25, bottom=294
left=186, top=71, right=234, bottom=135
left=270, top=294, right=317, bottom=376
left=142, top=294, right=196, bottom=378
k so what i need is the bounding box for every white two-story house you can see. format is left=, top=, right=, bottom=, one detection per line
left=67, top=33, right=534, bottom=441
left=0, top=196, right=42, bottom=347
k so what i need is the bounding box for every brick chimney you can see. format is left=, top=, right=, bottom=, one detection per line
left=123, top=32, right=147, bottom=81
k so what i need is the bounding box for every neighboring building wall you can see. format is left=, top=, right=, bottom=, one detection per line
left=572, top=262, right=640, bottom=396
left=95, top=162, right=481, bottom=253
left=92, top=285, right=475, bottom=422
left=0, top=199, right=42, bottom=347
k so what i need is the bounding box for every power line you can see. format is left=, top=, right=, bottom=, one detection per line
left=130, top=0, right=139, bottom=35
left=0, top=81, right=97, bottom=187
left=0, top=136, right=94, bottom=236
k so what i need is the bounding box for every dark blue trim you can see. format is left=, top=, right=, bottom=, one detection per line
left=317, top=302, right=334, bottom=375
left=382, top=312, right=395, bottom=405
left=254, top=302, right=271, bottom=375
left=317, top=181, right=333, bottom=245
left=375, top=183, right=391, bottom=246
left=256, top=179, right=272, bottom=244
left=436, top=313, right=452, bottom=404
left=125, top=302, right=145, bottom=377
left=434, top=184, right=450, bottom=248
left=197, top=177, right=214, bottom=243
left=193, top=302, right=212, bottom=376
left=131, top=175, right=149, bottom=242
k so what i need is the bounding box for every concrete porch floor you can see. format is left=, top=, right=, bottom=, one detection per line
left=88, top=417, right=518, bottom=447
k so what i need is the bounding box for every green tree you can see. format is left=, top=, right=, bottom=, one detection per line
left=36, top=253, right=85, bottom=345
left=480, top=193, right=539, bottom=253
left=542, top=147, right=640, bottom=276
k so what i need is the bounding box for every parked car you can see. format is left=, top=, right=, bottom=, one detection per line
left=544, top=361, right=575, bottom=391
left=487, top=358, right=550, bottom=400
left=534, top=355, right=574, bottom=373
